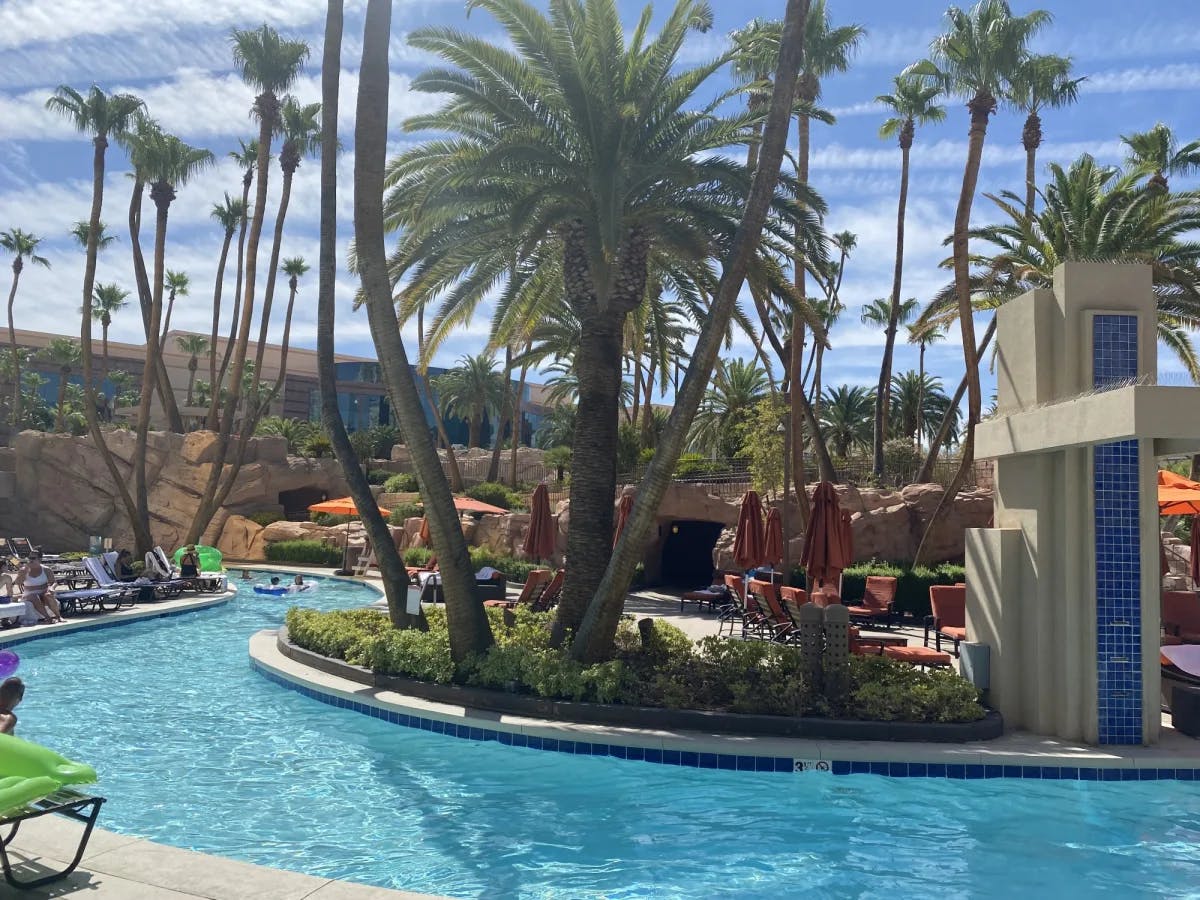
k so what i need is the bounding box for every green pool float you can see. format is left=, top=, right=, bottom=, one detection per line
left=0, top=733, right=95, bottom=816
left=172, top=544, right=224, bottom=572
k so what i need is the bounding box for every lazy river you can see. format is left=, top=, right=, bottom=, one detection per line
left=11, top=571, right=1200, bottom=897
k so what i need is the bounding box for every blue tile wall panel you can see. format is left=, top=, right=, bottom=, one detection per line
left=1092, top=313, right=1142, bottom=745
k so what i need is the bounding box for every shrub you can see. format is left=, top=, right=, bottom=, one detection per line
left=310, top=512, right=351, bottom=527
left=466, top=482, right=523, bottom=511
left=467, top=548, right=542, bottom=583
left=847, top=655, right=984, bottom=723
left=390, top=502, right=425, bottom=522
left=303, top=432, right=334, bottom=458
left=839, top=561, right=965, bottom=618
left=367, top=469, right=391, bottom=485
left=248, top=510, right=285, bottom=527
left=58, top=551, right=89, bottom=561
left=882, top=438, right=921, bottom=480
left=265, top=540, right=343, bottom=566
left=403, top=547, right=433, bottom=567
left=673, top=452, right=711, bottom=478
left=384, top=472, right=419, bottom=493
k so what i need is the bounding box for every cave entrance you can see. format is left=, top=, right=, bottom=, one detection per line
left=658, top=520, right=725, bottom=589
left=279, top=487, right=329, bottom=521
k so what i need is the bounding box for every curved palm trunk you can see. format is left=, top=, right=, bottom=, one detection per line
left=790, top=102, right=812, bottom=513
left=416, top=306, right=464, bottom=491
left=873, top=123, right=913, bottom=477
left=916, top=316, right=996, bottom=481
left=267, top=278, right=300, bottom=405
left=1023, top=111, right=1041, bottom=219
left=358, top=0, right=489, bottom=656
left=81, top=135, right=151, bottom=554
left=161, top=287, right=176, bottom=340
left=913, top=95, right=995, bottom=565
left=250, top=163, right=296, bottom=406
left=315, top=0, right=420, bottom=629
left=509, top=351, right=529, bottom=488
left=208, top=174, right=252, bottom=429
left=915, top=341, right=926, bottom=446
left=487, top=345, right=513, bottom=483
left=572, top=0, right=811, bottom=663
left=7, top=262, right=22, bottom=428
left=554, top=222, right=648, bottom=643
left=207, top=227, right=234, bottom=423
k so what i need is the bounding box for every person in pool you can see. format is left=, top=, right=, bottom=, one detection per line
left=0, top=677, right=24, bottom=735
left=270, top=577, right=281, bottom=587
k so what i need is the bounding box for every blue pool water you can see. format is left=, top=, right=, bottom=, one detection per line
left=10, top=571, right=1200, bottom=897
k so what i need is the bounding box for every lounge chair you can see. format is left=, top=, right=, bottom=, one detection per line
left=810, top=587, right=841, bottom=609
left=1163, top=591, right=1200, bottom=644
left=748, top=579, right=793, bottom=642
left=716, top=575, right=747, bottom=637
left=925, top=584, right=967, bottom=656
left=779, top=586, right=809, bottom=630
left=483, top=568, right=551, bottom=609
left=846, top=576, right=897, bottom=627
left=54, top=586, right=132, bottom=615
left=142, top=548, right=197, bottom=595
left=84, top=557, right=170, bottom=602
left=406, top=556, right=438, bottom=581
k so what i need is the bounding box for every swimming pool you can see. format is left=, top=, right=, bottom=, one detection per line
left=11, top=571, right=1200, bottom=897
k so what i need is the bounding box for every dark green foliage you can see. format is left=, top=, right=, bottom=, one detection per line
left=367, top=469, right=392, bottom=485
left=248, top=510, right=285, bottom=527
left=265, top=540, right=343, bottom=566
left=465, top=481, right=524, bottom=511
left=383, top=472, right=420, bottom=493
left=838, top=562, right=966, bottom=618
left=390, top=502, right=425, bottom=522
left=403, top=547, right=433, bottom=567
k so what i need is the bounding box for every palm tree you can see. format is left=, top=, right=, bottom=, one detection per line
left=89, top=282, right=129, bottom=386
left=907, top=318, right=946, bottom=444
left=387, top=0, right=823, bottom=645
left=176, top=335, right=209, bottom=406
left=160, top=269, right=189, bottom=339
left=0, top=229, right=49, bottom=427
left=1121, top=123, right=1200, bottom=193
left=907, top=0, right=1051, bottom=564
left=689, top=358, right=769, bottom=457
left=819, top=384, right=874, bottom=458
left=1009, top=54, right=1082, bottom=217
left=267, top=256, right=310, bottom=404
left=188, top=24, right=310, bottom=546
left=69, top=220, right=116, bottom=252
left=251, top=98, right=321, bottom=394
left=207, top=193, right=245, bottom=426
left=872, top=74, right=945, bottom=477
left=131, top=128, right=213, bottom=543
left=535, top=404, right=577, bottom=449
left=39, top=337, right=81, bottom=433
left=889, top=370, right=957, bottom=447
left=431, top=354, right=505, bottom=449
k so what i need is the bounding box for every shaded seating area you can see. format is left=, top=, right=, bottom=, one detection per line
left=482, top=568, right=554, bottom=611
left=925, top=584, right=967, bottom=657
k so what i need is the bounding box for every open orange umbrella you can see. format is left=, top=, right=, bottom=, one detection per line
left=733, top=490, right=766, bottom=572
left=762, top=506, right=783, bottom=568
left=524, top=483, right=556, bottom=561
left=1158, top=470, right=1200, bottom=515
left=308, top=497, right=391, bottom=575
left=801, top=482, right=849, bottom=590
left=453, top=497, right=509, bottom=515
left=613, top=492, right=635, bottom=548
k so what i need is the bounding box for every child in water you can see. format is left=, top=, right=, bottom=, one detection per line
left=0, top=677, right=25, bottom=735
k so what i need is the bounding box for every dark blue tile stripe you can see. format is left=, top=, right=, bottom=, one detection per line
left=251, top=660, right=1200, bottom=780
left=0, top=596, right=232, bottom=649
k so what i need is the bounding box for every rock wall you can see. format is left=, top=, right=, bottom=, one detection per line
left=2, top=430, right=349, bottom=554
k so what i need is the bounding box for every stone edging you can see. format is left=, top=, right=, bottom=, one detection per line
left=274, top=627, right=1003, bottom=742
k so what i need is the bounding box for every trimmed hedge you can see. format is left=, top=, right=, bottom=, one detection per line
left=780, top=562, right=965, bottom=619
left=285, top=606, right=985, bottom=723
left=402, top=546, right=549, bottom=584
left=265, top=540, right=343, bottom=567
left=465, top=482, right=525, bottom=511
left=383, top=472, right=419, bottom=493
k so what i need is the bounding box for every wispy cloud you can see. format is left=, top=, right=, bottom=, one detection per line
left=830, top=100, right=884, bottom=119
left=811, top=139, right=1124, bottom=172
left=1084, top=63, right=1200, bottom=94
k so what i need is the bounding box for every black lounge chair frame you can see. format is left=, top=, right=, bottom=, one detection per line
left=0, top=788, right=105, bottom=889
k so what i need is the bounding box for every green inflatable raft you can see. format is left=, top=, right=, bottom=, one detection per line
left=0, top=733, right=96, bottom=817
left=172, top=544, right=224, bottom=571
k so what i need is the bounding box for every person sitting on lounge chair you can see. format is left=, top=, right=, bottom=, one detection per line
left=179, top=545, right=201, bottom=580
left=15, top=553, right=64, bottom=623
left=115, top=549, right=137, bottom=582
left=0, top=677, right=24, bottom=735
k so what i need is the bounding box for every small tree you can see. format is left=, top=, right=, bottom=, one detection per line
left=736, top=394, right=787, bottom=497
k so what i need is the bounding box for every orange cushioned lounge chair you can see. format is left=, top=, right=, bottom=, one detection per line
left=926, top=584, right=966, bottom=656
left=749, top=579, right=793, bottom=642
left=483, top=567, right=552, bottom=610
left=1163, top=591, right=1200, bottom=644
left=846, top=575, right=897, bottom=627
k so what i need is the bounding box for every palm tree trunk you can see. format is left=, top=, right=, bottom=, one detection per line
left=356, top=0, right=491, bottom=658
left=250, top=166, right=295, bottom=411
left=874, top=133, right=912, bottom=477
left=572, top=0, right=810, bottom=663
left=55, top=374, right=66, bottom=432
left=1023, top=111, right=1040, bottom=220
left=267, top=280, right=299, bottom=405
left=316, top=0, right=420, bottom=629
left=790, top=102, right=812, bottom=531
left=101, top=324, right=109, bottom=390
left=207, top=228, right=233, bottom=423
left=640, top=355, right=655, bottom=444
left=630, top=356, right=642, bottom=427
left=913, top=95, right=994, bottom=566
left=7, top=267, right=21, bottom=428
left=160, top=287, right=176, bottom=341
left=81, top=135, right=151, bottom=554
left=509, top=353, right=529, bottom=489
left=186, top=362, right=197, bottom=406
left=487, top=345, right=513, bottom=482
left=916, top=341, right=926, bottom=446
left=916, top=316, right=996, bottom=481
left=208, top=182, right=250, bottom=430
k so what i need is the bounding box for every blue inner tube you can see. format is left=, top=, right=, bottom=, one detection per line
left=253, top=586, right=289, bottom=596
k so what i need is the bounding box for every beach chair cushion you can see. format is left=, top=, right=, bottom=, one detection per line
left=885, top=646, right=953, bottom=667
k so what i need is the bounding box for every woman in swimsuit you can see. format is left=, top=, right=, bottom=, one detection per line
left=14, top=553, right=64, bottom=623
left=179, top=545, right=201, bottom=580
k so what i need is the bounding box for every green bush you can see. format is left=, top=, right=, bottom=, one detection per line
left=310, top=512, right=351, bottom=527
left=839, top=561, right=965, bottom=618
left=384, top=472, right=420, bottom=493
left=58, top=551, right=89, bottom=561
left=287, top=606, right=985, bottom=723
left=674, top=452, right=711, bottom=478
left=466, top=481, right=524, bottom=511
left=467, top=548, right=543, bottom=584
left=265, top=540, right=343, bottom=566
left=403, top=547, right=433, bottom=566
left=367, top=469, right=392, bottom=485
left=249, top=510, right=285, bottom=527
left=388, top=502, right=424, bottom=522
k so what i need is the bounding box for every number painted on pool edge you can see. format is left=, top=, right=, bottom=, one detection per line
left=793, top=759, right=830, bottom=773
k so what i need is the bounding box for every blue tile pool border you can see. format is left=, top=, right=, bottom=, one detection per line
left=0, top=594, right=232, bottom=649
left=250, top=656, right=1200, bottom=781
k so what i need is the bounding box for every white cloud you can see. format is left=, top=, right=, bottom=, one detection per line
left=830, top=100, right=884, bottom=119
left=1083, top=63, right=1200, bottom=94
left=810, top=138, right=1124, bottom=172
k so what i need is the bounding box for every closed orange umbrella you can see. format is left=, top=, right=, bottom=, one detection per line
left=733, top=490, right=766, bottom=572
left=418, top=516, right=430, bottom=545
left=802, top=482, right=849, bottom=589
left=762, top=506, right=783, bottom=568
left=524, top=483, right=556, bottom=561
left=613, top=492, right=635, bottom=548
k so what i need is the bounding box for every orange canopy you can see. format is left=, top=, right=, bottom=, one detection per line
left=1158, top=470, right=1200, bottom=515
left=307, top=497, right=391, bottom=517
left=453, top=497, right=508, bottom=515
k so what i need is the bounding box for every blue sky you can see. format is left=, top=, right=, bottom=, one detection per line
left=0, top=0, right=1198, bottom=404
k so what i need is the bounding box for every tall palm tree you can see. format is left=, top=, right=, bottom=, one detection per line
left=160, top=269, right=189, bottom=339
left=176, top=335, right=209, bottom=406
left=819, top=384, right=874, bottom=458
left=207, top=193, right=245, bottom=426
left=1009, top=53, right=1082, bottom=217
left=387, top=0, right=823, bottom=643
left=69, top=220, right=116, bottom=252
left=89, top=282, right=129, bottom=386
left=0, top=229, right=49, bottom=427
left=251, top=98, right=321, bottom=390
left=888, top=369, right=957, bottom=447
left=535, top=404, right=577, bottom=449
left=907, top=0, right=1050, bottom=564
left=131, top=128, right=213, bottom=543
left=872, top=74, right=945, bottom=476
left=907, top=318, right=946, bottom=445
left=689, top=358, right=769, bottom=457
left=1121, top=123, right=1200, bottom=193
left=39, top=337, right=81, bottom=433
left=267, top=256, right=310, bottom=404
left=188, top=25, right=310, bottom=545
left=431, top=354, right=505, bottom=449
